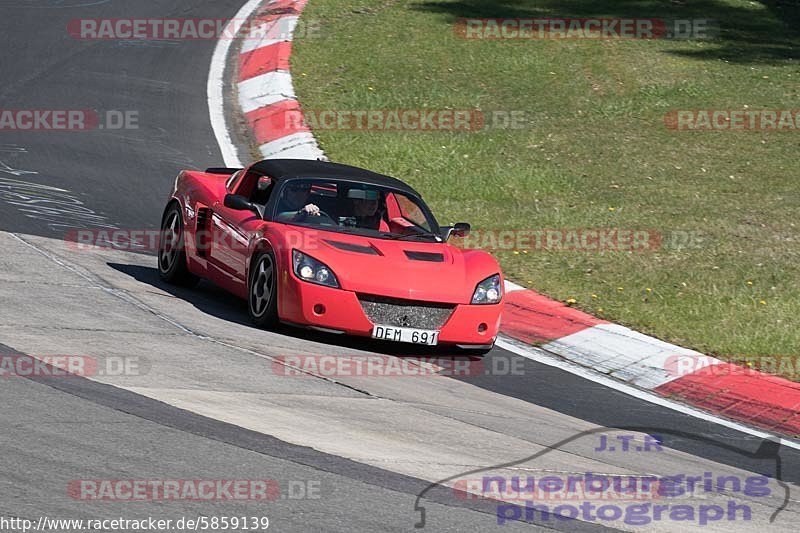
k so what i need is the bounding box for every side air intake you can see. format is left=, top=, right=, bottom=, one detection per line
left=404, top=251, right=445, bottom=262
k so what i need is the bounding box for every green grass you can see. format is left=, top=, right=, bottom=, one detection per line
left=292, top=0, right=800, bottom=369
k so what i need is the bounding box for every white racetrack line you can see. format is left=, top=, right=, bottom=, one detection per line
left=208, top=0, right=266, bottom=168
left=206, top=0, right=800, bottom=452
left=498, top=337, right=800, bottom=451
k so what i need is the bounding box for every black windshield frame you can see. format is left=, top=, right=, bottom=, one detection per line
left=267, top=177, right=441, bottom=240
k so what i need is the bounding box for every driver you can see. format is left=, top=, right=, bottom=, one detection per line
left=275, top=182, right=321, bottom=222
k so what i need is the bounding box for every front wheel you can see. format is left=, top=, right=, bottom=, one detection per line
left=158, top=204, right=199, bottom=287
left=249, top=251, right=279, bottom=328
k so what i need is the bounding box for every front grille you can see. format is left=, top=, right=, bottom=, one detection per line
left=358, top=295, right=455, bottom=330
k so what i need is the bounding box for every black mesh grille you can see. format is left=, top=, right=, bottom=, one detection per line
left=359, top=295, right=455, bottom=330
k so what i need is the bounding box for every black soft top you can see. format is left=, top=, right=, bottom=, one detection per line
left=251, top=159, right=420, bottom=197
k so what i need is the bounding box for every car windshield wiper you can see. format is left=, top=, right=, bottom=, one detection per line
left=387, top=232, right=440, bottom=241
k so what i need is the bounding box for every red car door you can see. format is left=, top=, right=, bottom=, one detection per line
left=205, top=171, right=265, bottom=297
left=207, top=205, right=252, bottom=290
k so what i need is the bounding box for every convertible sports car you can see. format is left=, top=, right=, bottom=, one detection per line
left=158, top=159, right=503, bottom=352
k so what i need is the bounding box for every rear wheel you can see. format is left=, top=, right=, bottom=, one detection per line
left=158, top=204, right=199, bottom=287
left=249, top=251, right=279, bottom=328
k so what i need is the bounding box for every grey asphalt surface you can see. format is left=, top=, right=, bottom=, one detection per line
left=0, top=1, right=799, bottom=532
left=0, top=0, right=232, bottom=237
left=1, top=231, right=796, bottom=533
left=0, top=344, right=575, bottom=533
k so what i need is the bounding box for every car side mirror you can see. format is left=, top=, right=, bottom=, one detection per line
left=442, top=222, right=471, bottom=241
left=452, top=222, right=471, bottom=238
left=224, top=193, right=255, bottom=212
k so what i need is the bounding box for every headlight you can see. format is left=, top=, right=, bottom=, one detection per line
left=472, top=274, right=502, bottom=304
left=293, top=250, right=339, bottom=288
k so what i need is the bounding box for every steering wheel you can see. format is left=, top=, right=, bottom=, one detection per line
left=302, top=209, right=336, bottom=225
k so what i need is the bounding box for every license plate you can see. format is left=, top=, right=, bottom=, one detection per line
left=371, top=325, right=439, bottom=346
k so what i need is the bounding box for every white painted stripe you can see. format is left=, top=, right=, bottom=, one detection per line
left=238, top=71, right=296, bottom=114
left=541, top=323, right=716, bottom=389
left=497, top=337, right=800, bottom=451
left=503, top=280, right=526, bottom=293
left=240, top=15, right=299, bottom=54
left=208, top=0, right=267, bottom=168
left=258, top=131, right=325, bottom=160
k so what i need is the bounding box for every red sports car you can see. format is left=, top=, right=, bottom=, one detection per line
left=158, top=159, right=503, bottom=352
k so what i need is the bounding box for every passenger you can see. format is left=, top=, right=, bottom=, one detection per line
left=348, top=190, right=385, bottom=230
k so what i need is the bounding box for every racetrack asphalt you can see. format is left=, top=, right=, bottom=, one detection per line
left=0, top=1, right=799, bottom=531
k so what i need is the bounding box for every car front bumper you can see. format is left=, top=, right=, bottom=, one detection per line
left=278, top=273, right=501, bottom=345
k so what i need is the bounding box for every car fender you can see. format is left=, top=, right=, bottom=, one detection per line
left=458, top=248, right=504, bottom=296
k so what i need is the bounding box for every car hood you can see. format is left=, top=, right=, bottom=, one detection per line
left=296, top=232, right=500, bottom=304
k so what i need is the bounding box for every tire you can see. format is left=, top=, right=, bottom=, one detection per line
left=249, top=251, right=279, bottom=328
left=158, top=204, right=199, bottom=287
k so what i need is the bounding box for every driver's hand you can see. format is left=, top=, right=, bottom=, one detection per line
left=300, top=204, right=320, bottom=216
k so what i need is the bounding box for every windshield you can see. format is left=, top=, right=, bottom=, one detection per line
left=273, top=178, right=440, bottom=240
